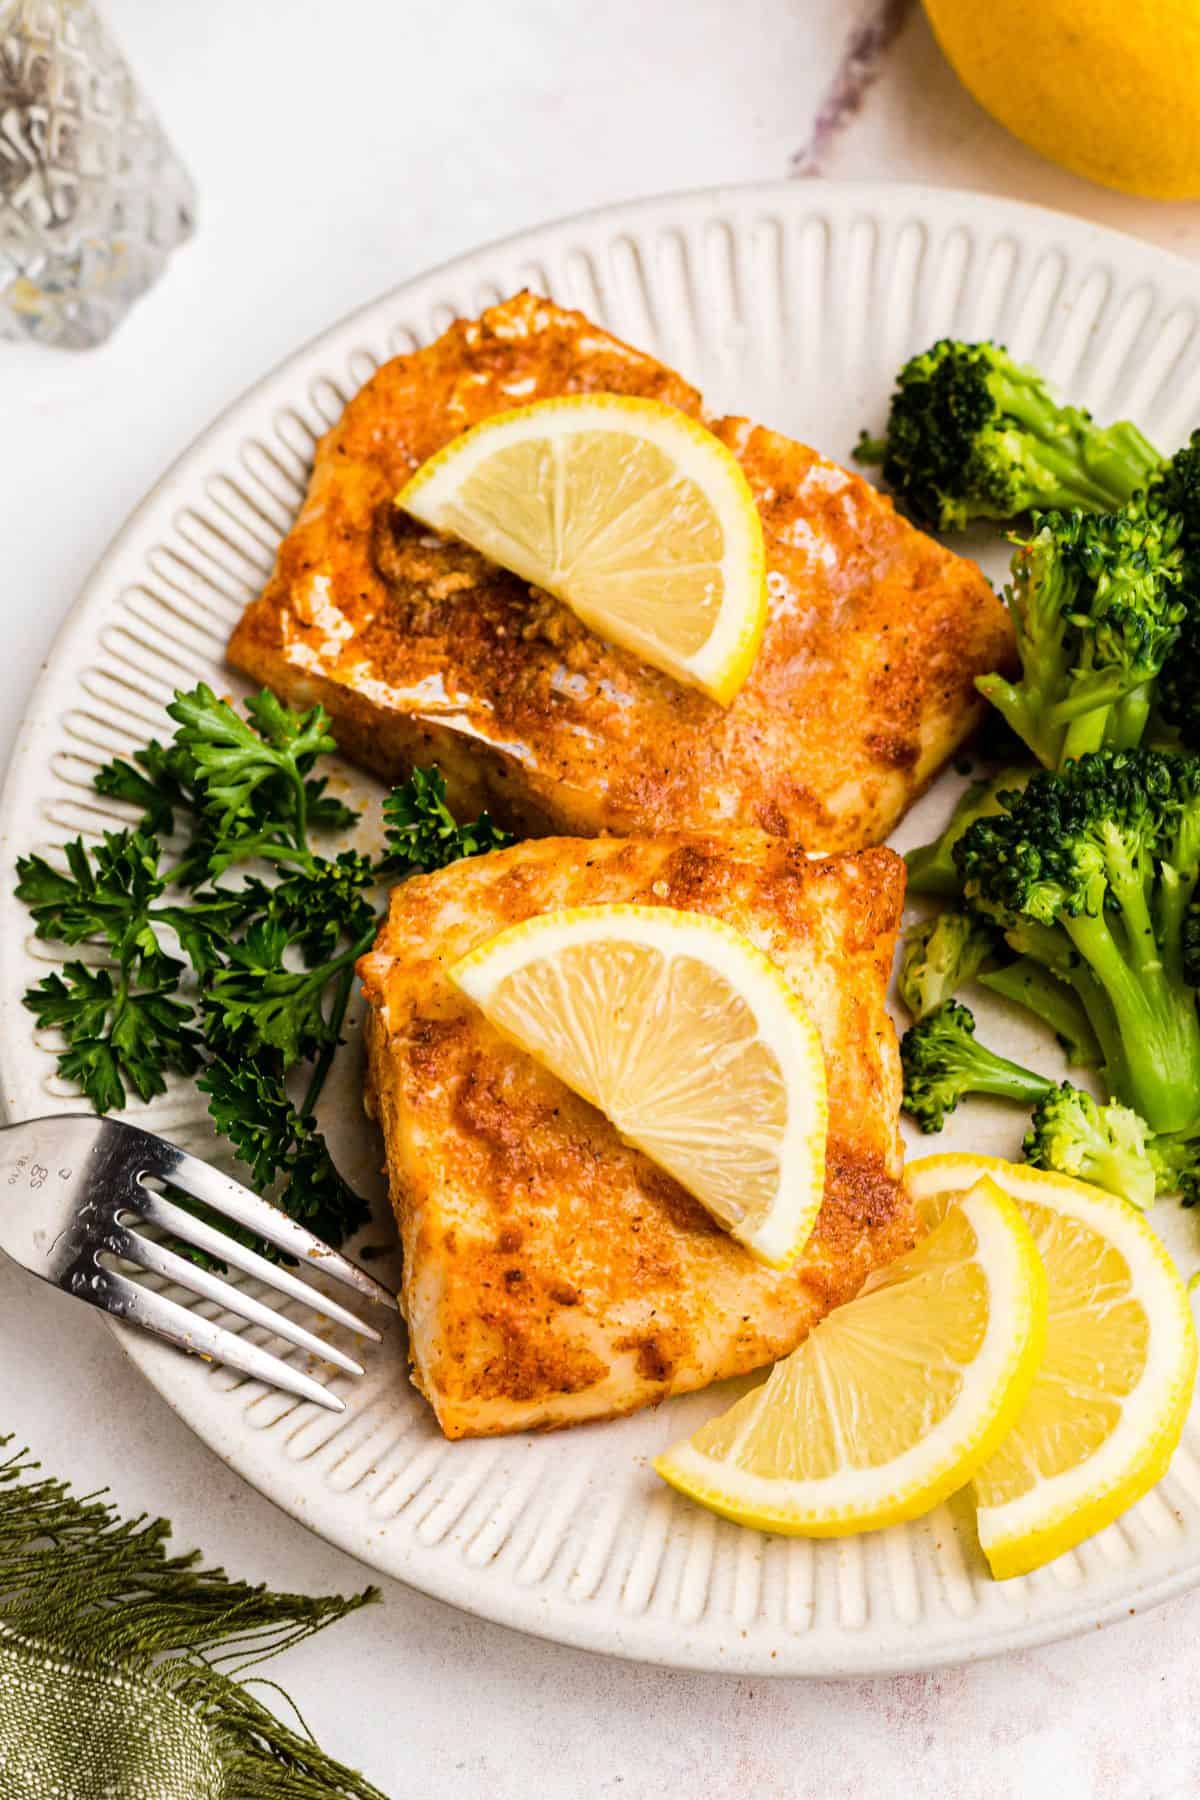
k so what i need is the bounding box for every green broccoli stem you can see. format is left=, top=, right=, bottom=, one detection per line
left=1060, top=705, right=1109, bottom=764
left=1074, top=419, right=1165, bottom=507
left=991, top=374, right=1162, bottom=509
left=1104, top=840, right=1163, bottom=982
left=1000, top=918, right=1133, bottom=1100
left=1050, top=677, right=1157, bottom=760
left=957, top=1048, right=1056, bottom=1108
left=904, top=837, right=963, bottom=899
left=975, top=674, right=1063, bottom=769
left=978, top=958, right=1102, bottom=1067
left=1157, top=865, right=1195, bottom=989
left=907, top=771, right=1031, bottom=897
left=1013, top=440, right=1145, bottom=514
left=977, top=546, right=1075, bottom=767
left=1063, top=906, right=1200, bottom=1132
left=1067, top=963, right=1136, bottom=1105
left=1106, top=683, right=1155, bottom=752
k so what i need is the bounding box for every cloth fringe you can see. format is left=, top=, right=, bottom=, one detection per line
left=0, top=1437, right=389, bottom=1798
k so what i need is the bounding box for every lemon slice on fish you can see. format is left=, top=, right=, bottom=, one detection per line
left=655, top=1177, right=1046, bottom=1535
left=395, top=394, right=767, bottom=704
left=450, top=903, right=826, bottom=1266
left=906, top=1155, right=1198, bottom=1579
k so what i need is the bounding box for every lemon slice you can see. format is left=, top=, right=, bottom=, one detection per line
left=906, top=1155, right=1198, bottom=1579
left=654, top=1177, right=1046, bottom=1535
left=395, top=394, right=767, bottom=705
left=450, top=904, right=826, bottom=1266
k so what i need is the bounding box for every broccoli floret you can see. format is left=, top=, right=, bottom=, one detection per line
left=1026, top=1076, right=1200, bottom=1210
left=1148, top=1129, right=1200, bottom=1206
left=1149, top=431, right=1200, bottom=567
left=855, top=340, right=1162, bottom=532
left=1149, top=433, right=1200, bottom=750
left=976, top=507, right=1185, bottom=767
left=905, top=768, right=1032, bottom=898
left=898, top=912, right=998, bottom=1019
left=1023, top=1082, right=1156, bottom=1211
left=900, top=1000, right=1055, bottom=1133
left=954, top=748, right=1200, bottom=1133
left=977, top=957, right=1102, bottom=1068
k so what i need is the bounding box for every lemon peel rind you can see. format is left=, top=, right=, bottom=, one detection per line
left=905, top=1153, right=1200, bottom=1580
left=395, top=394, right=767, bottom=705
left=654, top=1179, right=1046, bottom=1536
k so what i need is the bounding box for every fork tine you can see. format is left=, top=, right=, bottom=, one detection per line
left=91, top=1267, right=346, bottom=1412
left=110, top=1226, right=365, bottom=1377
left=142, top=1141, right=398, bottom=1312
left=133, top=1187, right=384, bottom=1344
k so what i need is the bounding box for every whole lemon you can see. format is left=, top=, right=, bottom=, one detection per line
left=923, top=0, right=1200, bottom=199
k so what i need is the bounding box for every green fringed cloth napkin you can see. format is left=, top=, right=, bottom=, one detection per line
left=0, top=1438, right=389, bottom=1799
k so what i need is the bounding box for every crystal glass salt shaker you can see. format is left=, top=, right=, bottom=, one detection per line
left=0, top=0, right=195, bottom=348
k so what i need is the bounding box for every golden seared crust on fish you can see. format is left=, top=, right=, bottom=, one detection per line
left=358, top=831, right=916, bottom=1439
left=229, top=291, right=1013, bottom=852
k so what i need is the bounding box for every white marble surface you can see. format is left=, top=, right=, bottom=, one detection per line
left=5, top=2, right=1200, bottom=1794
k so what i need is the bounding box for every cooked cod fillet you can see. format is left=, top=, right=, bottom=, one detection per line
left=230, top=291, right=1013, bottom=852
left=358, top=831, right=915, bottom=1438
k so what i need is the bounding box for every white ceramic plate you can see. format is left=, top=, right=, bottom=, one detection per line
left=6, top=180, right=1200, bottom=1676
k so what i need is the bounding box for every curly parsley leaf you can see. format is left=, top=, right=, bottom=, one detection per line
left=166, top=683, right=338, bottom=844
left=303, top=775, right=359, bottom=835
left=94, top=739, right=200, bottom=837
left=17, top=831, right=170, bottom=964
left=198, top=1051, right=369, bottom=1247
left=23, top=960, right=202, bottom=1110
left=380, top=766, right=512, bottom=875
left=153, top=887, right=269, bottom=976
left=203, top=917, right=373, bottom=1067
left=265, top=851, right=377, bottom=965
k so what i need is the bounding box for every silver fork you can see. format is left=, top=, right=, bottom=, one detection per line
left=0, top=1114, right=397, bottom=1412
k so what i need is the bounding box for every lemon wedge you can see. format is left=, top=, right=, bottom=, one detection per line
left=906, top=1155, right=1198, bottom=1579
left=395, top=394, right=767, bottom=705
left=450, top=904, right=826, bottom=1266
left=654, top=1177, right=1046, bottom=1535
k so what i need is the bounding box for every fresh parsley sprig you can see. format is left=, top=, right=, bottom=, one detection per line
left=94, top=738, right=200, bottom=837
left=18, top=683, right=513, bottom=1248
left=197, top=1048, right=364, bottom=1250
left=17, top=831, right=204, bottom=1109
left=19, top=830, right=174, bottom=964
left=24, top=960, right=202, bottom=1113
left=380, top=766, right=511, bottom=872
left=202, top=918, right=372, bottom=1066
